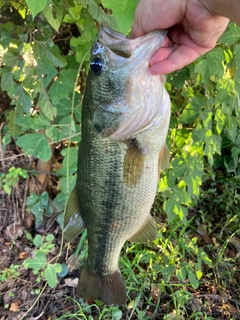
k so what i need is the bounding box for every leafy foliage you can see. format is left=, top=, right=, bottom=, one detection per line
left=23, top=233, right=63, bottom=288
left=0, top=167, right=27, bottom=195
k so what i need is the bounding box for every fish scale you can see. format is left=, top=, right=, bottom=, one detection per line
left=63, top=23, right=171, bottom=305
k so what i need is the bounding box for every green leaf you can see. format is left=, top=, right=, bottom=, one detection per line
left=33, top=43, right=66, bottom=68
left=3, top=184, right=11, bottom=195
left=8, top=110, right=22, bottom=137
left=33, top=234, right=43, bottom=247
left=44, top=263, right=62, bottom=288
left=163, top=199, right=188, bottom=223
left=1, top=69, right=13, bottom=92
left=172, top=68, right=190, bottom=90
left=46, top=127, right=63, bottom=142
left=179, top=102, right=200, bottom=124
left=48, top=79, right=70, bottom=104
left=226, top=117, right=238, bottom=141
left=16, top=87, right=32, bottom=113
left=3, top=133, right=11, bottom=145
left=176, top=265, right=187, bottom=281
left=81, top=0, right=116, bottom=27
left=24, top=251, right=47, bottom=271
left=194, top=48, right=225, bottom=83
left=214, top=109, right=226, bottom=134
left=26, top=193, right=39, bottom=206
left=26, top=0, right=47, bottom=19
left=219, top=22, right=240, bottom=45
left=101, top=0, right=138, bottom=34
left=16, top=134, right=52, bottom=162
left=43, top=0, right=63, bottom=31
left=0, top=28, right=11, bottom=48
left=38, top=91, right=56, bottom=121
left=31, top=202, right=44, bottom=225
left=188, top=270, right=199, bottom=289
left=206, top=47, right=225, bottom=78
left=45, top=234, right=54, bottom=242
left=2, top=48, right=19, bottom=66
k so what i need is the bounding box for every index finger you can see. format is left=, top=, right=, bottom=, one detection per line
left=150, top=44, right=201, bottom=74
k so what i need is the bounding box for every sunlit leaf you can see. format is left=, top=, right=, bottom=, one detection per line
left=24, top=251, right=47, bottom=271
left=26, top=0, right=47, bottom=19
left=101, top=0, right=137, bottom=34
left=44, top=263, right=62, bottom=288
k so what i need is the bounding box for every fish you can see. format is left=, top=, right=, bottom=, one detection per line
left=63, top=22, right=171, bottom=306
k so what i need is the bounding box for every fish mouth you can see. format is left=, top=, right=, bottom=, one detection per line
left=99, top=22, right=167, bottom=62
left=99, top=22, right=132, bottom=58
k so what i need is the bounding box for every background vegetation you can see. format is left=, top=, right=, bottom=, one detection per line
left=0, top=0, right=239, bottom=319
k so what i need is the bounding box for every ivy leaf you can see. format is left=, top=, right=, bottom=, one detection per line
left=101, top=0, right=138, bottom=34
left=16, top=133, right=52, bottom=162
left=44, top=264, right=62, bottom=288
left=24, top=251, right=47, bottom=271
left=26, top=0, right=47, bottom=19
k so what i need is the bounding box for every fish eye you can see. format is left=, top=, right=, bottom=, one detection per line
left=90, top=57, right=103, bottom=73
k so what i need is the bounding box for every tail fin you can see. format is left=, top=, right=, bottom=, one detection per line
left=77, top=263, right=126, bottom=305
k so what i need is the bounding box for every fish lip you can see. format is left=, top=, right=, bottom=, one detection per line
left=99, top=22, right=168, bottom=60
left=93, top=23, right=168, bottom=69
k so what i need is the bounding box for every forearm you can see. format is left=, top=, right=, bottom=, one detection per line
left=199, top=0, right=240, bottom=25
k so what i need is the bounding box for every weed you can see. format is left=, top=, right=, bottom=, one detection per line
left=0, top=167, right=27, bottom=195
left=0, top=264, right=20, bottom=282
left=23, top=232, right=64, bottom=288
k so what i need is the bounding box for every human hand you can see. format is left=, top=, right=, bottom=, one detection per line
left=131, top=0, right=229, bottom=74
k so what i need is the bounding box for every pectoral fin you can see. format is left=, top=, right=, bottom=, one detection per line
left=128, top=215, right=158, bottom=243
left=64, top=186, right=85, bottom=242
left=158, top=143, right=170, bottom=174
left=123, top=138, right=146, bottom=187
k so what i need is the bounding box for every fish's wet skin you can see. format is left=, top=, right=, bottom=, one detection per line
left=64, top=22, right=171, bottom=305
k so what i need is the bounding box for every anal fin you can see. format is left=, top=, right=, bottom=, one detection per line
left=64, top=185, right=85, bottom=242
left=128, top=215, right=158, bottom=243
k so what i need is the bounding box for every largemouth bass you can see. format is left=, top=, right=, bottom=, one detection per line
left=64, top=23, right=171, bottom=305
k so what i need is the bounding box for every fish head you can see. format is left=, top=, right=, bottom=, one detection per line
left=87, top=22, right=169, bottom=140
